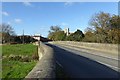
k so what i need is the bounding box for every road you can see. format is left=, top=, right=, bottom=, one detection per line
left=53, top=43, right=119, bottom=71
left=46, top=43, right=119, bottom=79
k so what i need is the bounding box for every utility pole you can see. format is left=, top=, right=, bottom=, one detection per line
left=38, top=34, right=41, bottom=46
left=23, top=29, right=24, bottom=44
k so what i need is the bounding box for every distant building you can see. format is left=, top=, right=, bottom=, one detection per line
left=64, top=28, right=70, bottom=36
left=32, top=34, right=41, bottom=41
left=32, top=34, right=51, bottom=42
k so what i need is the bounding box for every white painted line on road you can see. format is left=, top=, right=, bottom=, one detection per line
left=96, top=60, right=119, bottom=72
left=56, top=44, right=120, bottom=72
left=56, top=60, right=63, bottom=68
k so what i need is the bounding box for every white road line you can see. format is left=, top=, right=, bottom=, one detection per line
left=96, top=60, right=119, bottom=72
left=56, top=44, right=120, bottom=72
left=56, top=60, right=63, bottom=68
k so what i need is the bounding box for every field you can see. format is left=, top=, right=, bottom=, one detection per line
left=2, top=44, right=38, bottom=79
left=2, top=44, right=37, bottom=56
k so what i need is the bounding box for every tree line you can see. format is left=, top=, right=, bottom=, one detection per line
left=48, top=26, right=84, bottom=41
left=1, top=12, right=119, bottom=44
left=0, top=24, right=37, bottom=44
left=48, top=12, right=120, bottom=44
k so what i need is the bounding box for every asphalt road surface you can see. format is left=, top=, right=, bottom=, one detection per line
left=46, top=43, right=119, bottom=79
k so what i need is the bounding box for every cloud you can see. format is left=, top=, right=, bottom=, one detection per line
left=2, top=11, right=9, bottom=16
left=64, top=2, right=74, bottom=6
left=61, top=22, right=69, bottom=26
left=23, top=2, right=32, bottom=7
left=7, top=21, right=11, bottom=24
left=14, top=19, right=22, bottom=23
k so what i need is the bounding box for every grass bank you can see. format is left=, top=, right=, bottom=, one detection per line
left=2, top=44, right=38, bottom=79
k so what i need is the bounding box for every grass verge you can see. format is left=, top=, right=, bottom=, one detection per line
left=2, top=43, right=38, bottom=79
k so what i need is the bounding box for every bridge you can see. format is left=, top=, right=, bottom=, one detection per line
left=25, top=41, right=119, bottom=79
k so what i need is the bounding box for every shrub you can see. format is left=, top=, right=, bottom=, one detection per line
left=10, top=42, right=18, bottom=44
left=32, top=52, right=39, bottom=60
left=20, top=56, right=30, bottom=62
left=8, top=55, right=21, bottom=61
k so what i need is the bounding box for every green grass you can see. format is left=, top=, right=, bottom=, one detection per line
left=2, top=44, right=38, bottom=79
left=2, top=58, right=36, bottom=79
left=2, top=44, right=37, bottom=56
left=0, top=59, right=2, bottom=78
left=2, top=59, right=36, bottom=79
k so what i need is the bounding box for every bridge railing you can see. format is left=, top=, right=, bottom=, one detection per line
left=50, top=41, right=118, bottom=55
left=49, top=41, right=119, bottom=71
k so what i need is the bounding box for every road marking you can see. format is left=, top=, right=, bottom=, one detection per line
left=96, top=60, right=119, bottom=72
left=55, top=44, right=120, bottom=72
left=56, top=60, right=63, bottom=68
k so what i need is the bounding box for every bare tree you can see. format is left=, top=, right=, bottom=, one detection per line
left=1, top=23, right=15, bottom=35
left=48, top=25, right=62, bottom=40
left=0, top=23, right=15, bottom=43
left=49, top=25, right=62, bottom=32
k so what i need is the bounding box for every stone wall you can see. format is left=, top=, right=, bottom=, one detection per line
left=50, top=41, right=118, bottom=54
left=25, top=42, right=55, bottom=79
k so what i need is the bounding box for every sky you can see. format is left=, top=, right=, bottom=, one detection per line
left=2, top=2, right=118, bottom=37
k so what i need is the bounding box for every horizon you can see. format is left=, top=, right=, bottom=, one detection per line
left=2, top=2, right=118, bottom=37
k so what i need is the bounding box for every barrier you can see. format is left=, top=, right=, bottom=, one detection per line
left=25, top=42, right=55, bottom=79
left=50, top=41, right=118, bottom=54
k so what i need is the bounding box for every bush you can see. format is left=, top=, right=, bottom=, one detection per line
left=32, top=52, right=39, bottom=60
left=8, top=55, right=21, bottom=61
left=8, top=55, right=31, bottom=62
left=20, top=56, right=30, bottom=62
left=10, top=42, right=18, bottom=44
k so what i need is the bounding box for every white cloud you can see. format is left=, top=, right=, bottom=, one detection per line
left=7, top=21, right=11, bottom=24
left=23, top=2, right=32, bottom=7
left=2, top=11, right=9, bottom=16
left=64, top=2, right=74, bottom=6
left=14, top=19, right=22, bottom=23
left=61, top=22, right=69, bottom=26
